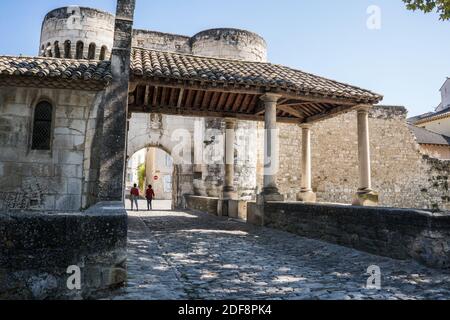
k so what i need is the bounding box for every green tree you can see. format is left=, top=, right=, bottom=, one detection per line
left=137, top=163, right=146, bottom=192
left=402, top=0, right=450, bottom=20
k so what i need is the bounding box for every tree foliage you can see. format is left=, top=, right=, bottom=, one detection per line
left=402, top=0, right=450, bottom=20
left=138, top=163, right=146, bottom=192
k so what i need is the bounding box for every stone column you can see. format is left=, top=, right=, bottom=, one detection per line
left=259, top=93, right=284, bottom=202
left=223, top=118, right=237, bottom=200
left=145, top=147, right=156, bottom=187
left=97, top=0, right=136, bottom=202
left=298, top=124, right=316, bottom=202
left=353, top=105, right=379, bottom=206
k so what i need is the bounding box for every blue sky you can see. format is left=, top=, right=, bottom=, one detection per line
left=0, top=0, right=449, bottom=117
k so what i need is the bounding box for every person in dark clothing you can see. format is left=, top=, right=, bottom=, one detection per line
left=146, top=185, right=155, bottom=211
left=130, top=184, right=140, bottom=211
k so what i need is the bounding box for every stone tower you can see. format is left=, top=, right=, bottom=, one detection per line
left=191, top=28, right=268, bottom=62
left=39, top=6, right=115, bottom=60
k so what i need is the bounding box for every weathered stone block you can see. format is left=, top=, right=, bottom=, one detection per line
left=228, top=200, right=248, bottom=220
left=247, top=202, right=264, bottom=226
left=56, top=151, right=84, bottom=165
left=298, top=191, right=317, bottom=203
left=67, top=178, right=83, bottom=195
left=0, top=202, right=128, bottom=300
left=185, top=195, right=219, bottom=216
left=352, top=191, right=379, bottom=207
left=55, top=195, right=81, bottom=211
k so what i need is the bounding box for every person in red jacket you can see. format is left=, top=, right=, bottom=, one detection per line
left=146, top=185, right=155, bottom=211
left=130, top=184, right=140, bottom=211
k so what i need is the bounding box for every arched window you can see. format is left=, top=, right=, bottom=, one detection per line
left=41, top=45, right=45, bottom=56
left=99, top=46, right=107, bottom=61
left=54, top=41, right=61, bottom=58
left=64, top=40, right=72, bottom=58
left=46, top=43, right=52, bottom=57
left=76, top=41, right=84, bottom=59
left=88, top=43, right=96, bottom=60
left=31, top=101, right=53, bottom=151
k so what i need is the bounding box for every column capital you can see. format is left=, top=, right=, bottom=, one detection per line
left=299, top=123, right=313, bottom=130
left=356, top=104, right=372, bottom=114
left=260, top=93, right=282, bottom=103
left=224, top=118, right=237, bottom=127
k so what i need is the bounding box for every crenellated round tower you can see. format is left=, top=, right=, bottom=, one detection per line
left=40, top=7, right=268, bottom=63
left=191, top=28, right=268, bottom=62
left=39, top=6, right=115, bottom=60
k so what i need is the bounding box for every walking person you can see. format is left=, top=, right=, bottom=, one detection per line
left=146, top=185, right=155, bottom=211
left=130, top=184, right=140, bottom=211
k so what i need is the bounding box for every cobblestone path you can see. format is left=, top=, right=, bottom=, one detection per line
left=111, top=206, right=450, bottom=300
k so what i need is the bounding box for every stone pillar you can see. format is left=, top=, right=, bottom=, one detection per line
left=298, top=124, right=316, bottom=202
left=145, top=147, right=156, bottom=187
left=218, top=118, right=237, bottom=217
left=223, top=118, right=237, bottom=200
left=98, top=0, right=136, bottom=202
left=353, top=105, right=379, bottom=206
left=259, top=93, right=284, bottom=202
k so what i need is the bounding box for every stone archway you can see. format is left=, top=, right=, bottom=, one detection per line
left=126, top=113, right=196, bottom=208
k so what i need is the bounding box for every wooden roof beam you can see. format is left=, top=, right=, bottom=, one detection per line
left=128, top=105, right=302, bottom=124
left=277, top=105, right=305, bottom=119
left=306, top=104, right=366, bottom=123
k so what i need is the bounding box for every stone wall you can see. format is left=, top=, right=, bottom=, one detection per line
left=419, top=116, right=450, bottom=137
left=257, top=106, right=450, bottom=211
left=249, top=202, right=450, bottom=270
left=132, top=28, right=268, bottom=63
left=185, top=195, right=219, bottom=216
left=0, top=202, right=127, bottom=300
left=419, top=144, right=450, bottom=160
left=132, top=29, right=191, bottom=53
left=0, top=86, right=103, bottom=211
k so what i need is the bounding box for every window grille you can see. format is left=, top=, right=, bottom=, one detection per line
left=31, top=101, right=53, bottom=150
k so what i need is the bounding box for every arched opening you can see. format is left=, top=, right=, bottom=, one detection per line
left=46, top=43, right=52, bottom=57
left=31, top=101, right=53, bottom=151
left=54, top=41, right=61, bottom=58
left=125, top=147, right=175, bottom=211
left=64, top=40, right=72, bottom=58
left=88, top=43, right=96, bottom=60
left=99, top=46, right=107, bottom=61
left=76, top=41, right=84, bottom=59
left=41, top=44, right=45, bottom=56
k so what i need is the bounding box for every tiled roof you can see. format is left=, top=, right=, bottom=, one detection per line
left=412, top=107, right=450, bottom=125
left=408, top=125, right=450, bottom=146
left=130, top=48, right=383, bottom=104
left=0, top=55, right=112, bottom=83
left=0, top=51, right=384, bottom=104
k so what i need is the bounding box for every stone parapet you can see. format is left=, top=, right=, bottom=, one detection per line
left=249, top=202, right=450, bottom=269
left=185, top=195, right=220, bottom=216
left=0, top=202, right=127, bottom=300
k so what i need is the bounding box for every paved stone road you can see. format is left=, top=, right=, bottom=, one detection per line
left=111, top=202, right=450, bottom=300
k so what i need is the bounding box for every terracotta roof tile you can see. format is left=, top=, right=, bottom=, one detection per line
left=131, top=48, right=383, bottom=104
left=0, top=51, right=383, bottom=104
left=0, top=55, right=113, bottom=84
left=409, top=125, right=450, bottom=146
